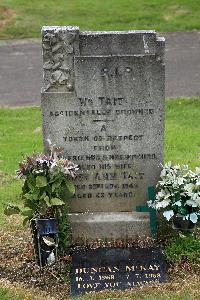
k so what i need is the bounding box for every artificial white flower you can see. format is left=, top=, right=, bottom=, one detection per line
left=160, top=169, right=166, bottom=177
left=173, top=200, right=182, bottom=206
left=177, top=177, right=184, bottom=185
left=155, top=200, right=170, bottom=209
left=163, top=210, right=174, bottom=221
left=186, top=199, right=197, bottom=207
left=195, top=196, right=200, bottom=206
left=50, top=161, right=57, bottom=169
left=156, top=190, right=166, bottom=199
left=189, top=213, right=198, bottom=223
left=184, top=183, right=195, bottom=195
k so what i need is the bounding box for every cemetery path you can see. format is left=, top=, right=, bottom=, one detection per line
left=0, top=31, right=200, bottom=106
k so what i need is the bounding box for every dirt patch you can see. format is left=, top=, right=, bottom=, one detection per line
left=163, top=5, right=190, bottom=21
left=0, top=227, right=71, bottom=299
left=0, top=6, right=16, bottom=29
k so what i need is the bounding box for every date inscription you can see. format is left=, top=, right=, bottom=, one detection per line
left=71, top=247, right=167, bottom=296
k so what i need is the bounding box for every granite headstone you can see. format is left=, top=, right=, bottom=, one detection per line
left=41, top=26, right=165, bottom=242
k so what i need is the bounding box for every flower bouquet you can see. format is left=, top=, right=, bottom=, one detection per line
left=5, top=142, right=79, bottom=223
left=4, top=142, right=79, bottom=265
left=148, top=162, right=200, bottom=226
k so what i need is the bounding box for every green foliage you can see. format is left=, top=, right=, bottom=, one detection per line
left=2, top=138, right=78, bottom=252
left=5, top=151, right=78, bottom=223
left=0, top=0, right=200, bottom=38
left=57, top=205, right=72, bottom=253
left=164, top=234, right=200, bottom=263
left=35, top=175, right=47, bottom=187
left=4, top=204, right=20, bottom=216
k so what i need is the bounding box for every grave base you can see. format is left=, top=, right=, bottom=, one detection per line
left=68, top=212, right=150, bottom=243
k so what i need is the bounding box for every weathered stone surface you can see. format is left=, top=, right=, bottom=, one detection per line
left=41, top=26, right=165, bottom=240
left=69, top=212, right=150, bottom=243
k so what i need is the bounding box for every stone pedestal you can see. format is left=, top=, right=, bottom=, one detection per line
left=69, top=212, right=150, bottom=243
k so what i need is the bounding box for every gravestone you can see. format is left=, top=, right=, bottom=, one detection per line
left=70, top=247, right=167, bottom=296
left=41, top=26, right=165, bottom=242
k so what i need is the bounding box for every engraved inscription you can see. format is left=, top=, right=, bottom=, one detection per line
left=42, top=30, right=165, bottom=212
left=71, top=248, right=167, bottom=296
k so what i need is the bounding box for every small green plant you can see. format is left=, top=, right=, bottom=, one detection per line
left=57, top=204, right=72, bottom=253
left=4, top=140, right=79, bottom=252
left=148, top=162, right=200, bottom=223
left=164, top=235, right=200, bottom=264
left=5, top=141, right=78, bottom=221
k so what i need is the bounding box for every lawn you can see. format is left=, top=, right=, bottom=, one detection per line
left=0, top=0, right=200, bottom=39
left=0, top=97, right=200, bottom=299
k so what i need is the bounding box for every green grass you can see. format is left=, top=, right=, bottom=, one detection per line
left=0, top=106, right=42, bottom=225
left=0, top=285, right=199, bottom=300
left=79, top=289, right=199, bottom=300
left=0, top=0, right=200, bottom=39
left=165, top=98, right=200, bottom=169
left=0, top=287, right=22, bottom=300
left=0, top=106, right=43, bottom=173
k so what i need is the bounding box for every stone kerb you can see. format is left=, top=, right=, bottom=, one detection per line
left=41, top=26, right=165, bottom=242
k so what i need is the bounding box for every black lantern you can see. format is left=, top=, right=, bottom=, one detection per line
left=31, top=218, right=58, bottom=267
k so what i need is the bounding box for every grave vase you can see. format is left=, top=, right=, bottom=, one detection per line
left=31, top=218, right=58, bottom=267
left=171, top=216, right=196, bottom=232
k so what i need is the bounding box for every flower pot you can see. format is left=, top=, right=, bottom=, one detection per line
left=172, top=216, right=196, bottom=232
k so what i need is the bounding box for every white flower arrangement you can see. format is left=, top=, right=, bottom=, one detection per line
left=148, top=162, right=200, bottom=223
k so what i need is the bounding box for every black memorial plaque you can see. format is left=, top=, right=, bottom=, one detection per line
left=70, top=247, right=167, bottom=296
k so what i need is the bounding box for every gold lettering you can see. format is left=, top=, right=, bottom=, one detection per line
left=127, top=281, right=135, bottom=287
left=76, top=276, right=83, bottom=282
left=154, top=264, right=160, bottom=271
left=90, top=268, right=98, bottom=274
left=104, top=282, right=120, bottom=288
left=126, top=265, right=135, bottom=272
left=83, top=268, right=89, bottom=274
left=99, top=275, right=115, bottom=280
